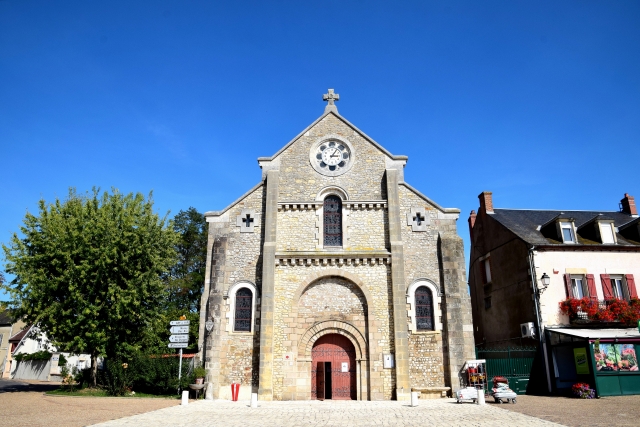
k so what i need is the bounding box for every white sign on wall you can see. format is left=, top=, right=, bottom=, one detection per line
left=341, top=362, right=348, bottom=372
left=383, top=354, right=395, bottom=369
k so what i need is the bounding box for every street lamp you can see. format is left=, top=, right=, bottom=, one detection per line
left=539, top=273, right=550, bottom=294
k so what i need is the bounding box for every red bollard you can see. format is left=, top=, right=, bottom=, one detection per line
left=231, top=383, right=240, bottom=401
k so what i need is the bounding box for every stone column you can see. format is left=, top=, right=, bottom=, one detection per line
left=438, top=233, right=476, bottom=393
left=257, top=170, right=279, bottom=400
left=385, top=169, right=411, bottom=400
left=200, top=223, right=229, bottom=398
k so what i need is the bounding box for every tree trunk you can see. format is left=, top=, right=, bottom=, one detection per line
left=90, top=352, right=98, bottom=387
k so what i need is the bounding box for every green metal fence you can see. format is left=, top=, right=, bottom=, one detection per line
left=476, top=345, right=538, bottom=394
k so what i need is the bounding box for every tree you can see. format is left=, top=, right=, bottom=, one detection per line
left=139, top=207, right=207, bottom=354
left=166, top=207, right=207, bottom=313
left=2, top=188, right=178, bottom=386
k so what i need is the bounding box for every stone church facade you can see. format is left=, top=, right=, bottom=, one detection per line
left=198, top=91, right=475, bottom=401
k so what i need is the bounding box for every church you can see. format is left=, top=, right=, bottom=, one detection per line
left=197, top=90, right=475, bottom=401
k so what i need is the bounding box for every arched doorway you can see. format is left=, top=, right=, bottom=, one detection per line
left=311, top=334, right=356, bottom=400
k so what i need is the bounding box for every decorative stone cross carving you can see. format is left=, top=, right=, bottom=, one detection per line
left=323, top=89, right=340, bottom=113
left=407, top=207, right=429, bottom=232
left=236, top=208, right=260, bottom=233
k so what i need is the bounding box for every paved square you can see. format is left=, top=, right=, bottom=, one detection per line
left=91, top=399, right=563, bottom=427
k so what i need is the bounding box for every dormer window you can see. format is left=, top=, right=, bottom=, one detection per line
left=599, top=222, right=615, bottom=244
left=560, top=222, right=575, bottom=243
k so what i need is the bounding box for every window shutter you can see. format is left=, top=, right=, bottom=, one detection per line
left=600, top=274, right=613, bottom=299
left=564, top=274, right=573, bottom=298
left=586, top=274, right=597, bottom=299
left=626, top=274, right=638, bottom=299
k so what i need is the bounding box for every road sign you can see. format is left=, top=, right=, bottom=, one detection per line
left=169, top=334, right=189, bottom=343
left=170, top=326, right=189, bottom=334
left=170, top=320, right=190, bottom=326
left=168, top=342, right=188, bottom=348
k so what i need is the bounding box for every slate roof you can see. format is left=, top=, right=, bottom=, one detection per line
left=0, top=310, right=12, bottom=325
left=491, top=209, right=640, bottom=246
left=9, top=325, right=32, bottom=343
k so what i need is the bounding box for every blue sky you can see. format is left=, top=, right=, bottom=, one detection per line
left=1, top=1, right=639, bottom=300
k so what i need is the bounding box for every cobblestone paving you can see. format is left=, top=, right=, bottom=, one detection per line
left=92, top=399, right=563, bottom=427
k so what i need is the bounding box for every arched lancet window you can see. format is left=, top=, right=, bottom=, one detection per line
left=323, top=195, right=342, bottom=247
left=234, top=288, right=253, bottom=332
left=415, top=286, right=434, bottom=331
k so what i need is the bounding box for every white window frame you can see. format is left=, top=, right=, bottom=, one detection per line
left=571, top=275, right=586, bottom=298
left=609, top=275, right=628, bottom=300
left=225, top=281, right=259, bottom=334
left=407, top=279, right=442, bottom=333
left=599, top=222, right=616, bottom=244
left=560, top=222, right=576, bottom=244
left=483, top=257, right=492, bottom=284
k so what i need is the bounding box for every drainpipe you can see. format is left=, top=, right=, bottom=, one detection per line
left=528, top=247, right=552, bottom=393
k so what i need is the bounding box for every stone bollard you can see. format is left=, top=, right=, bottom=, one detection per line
left=205, top=382, right=214, bottom=401
left=251, top=392, right=258, bottom=408
left=182, top=390, right=189, bottom=406
left=410, top=391, right=419, bottom=407
left=476, top=389, right=485, bottom=405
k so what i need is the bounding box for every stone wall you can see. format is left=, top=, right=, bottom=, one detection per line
left=347, top=208, right=388, bottom=251
left=398, top=184, right=457, bottom=288
left=408, top=333, right=445, bottom=388
left=203, top=184, right=265, bottom=397
left=277, top=209, right=317, bottom=251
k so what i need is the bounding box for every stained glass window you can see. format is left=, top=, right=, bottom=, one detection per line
left=234, top=288, right=253, bottom=332
left=324, top=195, right=342, bottom=247
left=415, top=286, right=434, bottom=331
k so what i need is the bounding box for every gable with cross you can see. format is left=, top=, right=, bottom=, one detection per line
left=236, top=208, right=261, bottom=233
left=407, top=207, right=429, bottom=232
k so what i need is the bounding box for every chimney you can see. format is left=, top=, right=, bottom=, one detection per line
left=478, top=191, right=494, bottom=214
left=621, top=193, right=638, bottom=216
left=468, top=210, right=477, bottom=240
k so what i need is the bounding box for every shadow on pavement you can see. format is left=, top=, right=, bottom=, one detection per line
left=0, top=379, right=60, bottom=394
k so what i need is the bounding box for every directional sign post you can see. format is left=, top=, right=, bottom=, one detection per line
left=169, top=319, right=191, bottom=391
left=170, top=320, right=190, bottom=326
left=169, top=334, right=189, bottom=343
left=168, top=342, right=188, bottom=348
left=170, top=326, right=189, bottom=334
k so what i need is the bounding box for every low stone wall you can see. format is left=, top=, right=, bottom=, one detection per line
left=12, top=360, right=52, bottom=381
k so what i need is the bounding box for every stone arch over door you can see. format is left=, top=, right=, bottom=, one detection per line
left=291, top=269, right=373, bottom=304
left=286, top=270, right=373, bottom=400
left=297, top=321, right=369, bottom=401
left=298, top=320, right=368, bottom=360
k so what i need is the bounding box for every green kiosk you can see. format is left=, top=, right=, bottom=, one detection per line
left=547, top=328, right=640, bottom=396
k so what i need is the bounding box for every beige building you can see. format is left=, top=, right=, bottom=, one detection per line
left=0, top=310, right=26, bottom=378
left=198, top=91, right=475, bottom=401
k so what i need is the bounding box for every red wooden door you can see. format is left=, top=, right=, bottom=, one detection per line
left=311, top=334, right=356, bottom=400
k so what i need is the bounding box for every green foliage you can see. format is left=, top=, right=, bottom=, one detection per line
left=13, top=350, right=52, bottom=361
left=2, top=188, right=179, bottom=365
left=166, top=207, right=207, bottom=312
left=58, top=353, right=67, bottom=366
left=139, top=207, right=206, bottom=354
left=193, top=365, right=207, bottom=378
left=101, top=353, right=192, bottom=396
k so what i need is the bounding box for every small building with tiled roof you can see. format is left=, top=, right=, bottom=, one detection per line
left=468, top=192, right=640, bottom=397
left=0, top=310, right=26, bottom=378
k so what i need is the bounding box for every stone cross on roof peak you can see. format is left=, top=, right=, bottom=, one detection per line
left=323, top=89, right=340, bottom=113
